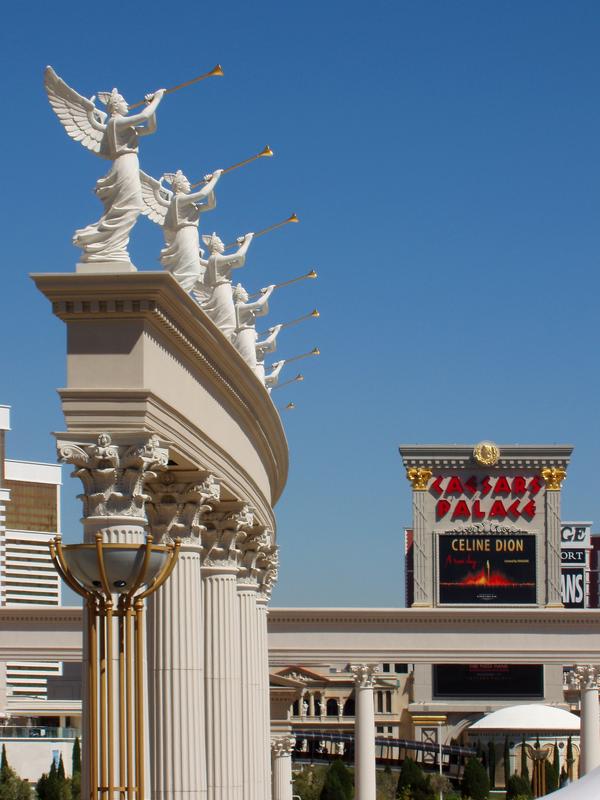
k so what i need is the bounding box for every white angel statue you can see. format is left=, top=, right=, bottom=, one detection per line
left=232, top=283, right=276, bottom=372
left=139, top=168, right=222, bottom=291
left=195, top=232, right=254, bottom=339
left=255, top=324, right=282, bottom=384
left=44, top=66, right=165, bottom=267
left=264, top=359, right=286, bottom=392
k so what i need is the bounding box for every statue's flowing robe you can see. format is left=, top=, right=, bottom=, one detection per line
left=160, top=198, right=203, bottom=291
left=74, top=118, right=143, bottom=263
left=201, top=255, right=242, bottom=340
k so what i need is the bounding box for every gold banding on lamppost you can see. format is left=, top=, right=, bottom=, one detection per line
left=189, top=145, right=273, bottom=189
left=128, top=64, right=224, bottom=110
left=224, top=213, right=299, bottom=250
left=49, top=534, right=180, bottom=800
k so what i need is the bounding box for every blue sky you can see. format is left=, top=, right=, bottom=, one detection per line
left=2, top=1, right=600, bottom=606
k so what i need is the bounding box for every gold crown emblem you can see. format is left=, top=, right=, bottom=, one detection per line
left=473, top=441, right=500, bottom=467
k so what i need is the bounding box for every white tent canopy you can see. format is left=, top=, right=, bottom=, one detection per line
left=540, top=765, right=600, bottom=799
left=469, top=704, right=580, bottom=732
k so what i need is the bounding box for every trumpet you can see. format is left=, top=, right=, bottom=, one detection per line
left=224, top=213, right=299, bottom=250
left=248, top=269, right=317, bottom=299
left=258, top=309, right=319, bottom=337
left=282, top=347, right=320, bottom=365
left=190, top=146, right=273, bottom=189
left=129, top=64, right=224, bottom=110
left=271, top=374, right=304, bottom=391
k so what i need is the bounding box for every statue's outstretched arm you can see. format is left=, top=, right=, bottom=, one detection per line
left=246, top=285, right=275, bottom=313
left=188, top=170, right=222, bottom=204
left=121, top=89, right=165, bottom=132
left=216, top=233, right=254, bottom=270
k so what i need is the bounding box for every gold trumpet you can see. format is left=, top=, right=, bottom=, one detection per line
left=285, top=402, right=296, bottom=410
left=271, top=374, right=304, bottom=391
left=259, top=309, right=319, bottom=337
left=224, top=213, right=299, bottom=250
left=283, top=347, right=320, bottom=365
left=190, top=145, right=273, bottom=189
left=248, top=269, right=317, bottom=299
left=129, top=64, right=224, bottom=110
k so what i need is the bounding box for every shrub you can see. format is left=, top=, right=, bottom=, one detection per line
left=460, top=757, right=489, bottom=800
left=396, top=758, right=432, bottom=800
left=320, top=761, right=353, bottom=800
left=0, top=745, right=31, bottom=800
left=505, top=773, right=532, bottom=800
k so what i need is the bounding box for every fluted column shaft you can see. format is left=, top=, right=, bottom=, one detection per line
left=567, top=665, right=600, bottom=776
left=411, top=480, right=431, bottom=606
left=204, top=566, right=243, bottom=800
left=271, top=738, right=295, bottom=800
left=238, top=582, right=261, bottom=800
left=256, top=597, right=272, bottom=800
left=148, top=544, right=206, bottom=800
left=544, top=484, right=563, bottom=606
left=351, top=665, right=377, bottom=800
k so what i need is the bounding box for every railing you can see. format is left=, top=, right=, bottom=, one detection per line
left=0, top=726, right=81, bottom=739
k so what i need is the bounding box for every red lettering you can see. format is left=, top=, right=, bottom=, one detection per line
left=472, top=500, right=485, bottom=520
left=494, top=476, right=511, bottom=495
left=480, top=476, right=492, bottom=496
left=489, top=500, right=507, bottom=519
left=512, top=476, right=526, bottom=495
left=436, top=499, right=451, bottom=519
left=445, top=476, right=464, bottom=494
left=464, top=476, right=478, bottom=495
left=521, top=500, right=536, bottom=518
left=452, top=500, right=470, bottom=520
left=430, top=476, right=444, bottom=496
left=528, top=476, right=542, bottom=495
left=506, top=500, right=521, bottom=518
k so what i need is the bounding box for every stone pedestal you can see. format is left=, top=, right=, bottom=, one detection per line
left=351, top=664, right=377, bottom=800
left=271, top=737, right=295, bottom=800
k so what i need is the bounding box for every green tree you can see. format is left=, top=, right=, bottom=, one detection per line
left=505, top=773, right=533, bottom=800
left=544, top=759, right=558, bottom=793
left=566, top=736, right=574, bottom=780
left=552, top=743, right=559, bottom=778
left=293, top=765, right=327, bottom=800
left=396, top=758, right=432, bottom=800
left=0, top=746, right=31, bottom=800
left=460, top=757, right=489, bottom=800
left=320, top=761, right=353, bottom=800
left=486, top=741, right=496, bottom=788
left=377, top=765, right=396, bottom=800
left=519, top=736, right=529, bottom=781
left=503, top=737, right=511, bottom=789
left=71, top=740, right=81, bottom=777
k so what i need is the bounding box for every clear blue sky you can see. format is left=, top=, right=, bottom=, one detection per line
left=2, top=1, right=600, bottom=606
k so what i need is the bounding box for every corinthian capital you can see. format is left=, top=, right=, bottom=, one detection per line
left=256, top=536, right=278, bottom=600
left=566, top=664, right=600, bottom=690
left=271, top=736, right=296, bottom=757
left=406, top=467, right=432, bottom=491
left=202, top=503, right=254, bottom=569
left=350, top=663, right=377, bottom=689
left=57, top=433, right=168, bottom=522
left=541, top=467, right=567, bottom=491
left=146, top=473, right=221, bottom=544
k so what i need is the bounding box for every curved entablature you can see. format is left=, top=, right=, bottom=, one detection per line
left=32, top=270, right=288, bottom=527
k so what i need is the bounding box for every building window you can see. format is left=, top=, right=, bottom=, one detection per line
left=376, top=691, right=383, bottom=713
left=382, top=663, right=390, bottom=673
left=385, top=691, right=392, bottom=713
left=394, top=664, right=408, bottom=673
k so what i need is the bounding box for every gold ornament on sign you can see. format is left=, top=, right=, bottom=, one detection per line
left=473, top=441, right=500, bottom=467
left=406, top=467, right=432, bottom=491
left=540, top=467, right=567, bottom=491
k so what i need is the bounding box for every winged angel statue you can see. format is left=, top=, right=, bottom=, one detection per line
left=139, top=168, right=222, bottom=291
left=44, top=66, right=165, bottom=266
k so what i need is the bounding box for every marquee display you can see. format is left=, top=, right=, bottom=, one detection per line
left=438, top=533, right=537, bottom=604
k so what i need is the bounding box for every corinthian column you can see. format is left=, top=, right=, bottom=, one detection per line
left=146, top=473, right=220, bottom=800
left=350, top=664, right=377, bottom=800
left=541, top=467, right=567, bottom=607
left=271, top=737, right=295, bottom=800
left=406, top=468, right=433, bottom=606
left=58, top=432, right=169, bottom=800
left=202, top=505, right=253, bottom=800
left=567, top=665, right=600, bottom=775
left=256, top=540, right=278, bottom=800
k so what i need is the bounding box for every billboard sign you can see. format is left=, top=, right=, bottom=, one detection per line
left=433, top=664, right=544, bottom=698
left=561, top=568, right=586, bottom=608
left=438, top=533, right=536, bottom=605
left=561, top=522, right=592, bottom=549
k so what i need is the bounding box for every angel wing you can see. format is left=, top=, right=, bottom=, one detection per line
left=44, top=66, right=107, bottom=155
left=139, top=170, right=172, bottom=226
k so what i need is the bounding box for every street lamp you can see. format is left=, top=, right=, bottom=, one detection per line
left=49, top=533, right=180, bottom=800
left=437, top=720, right=443, bottom=800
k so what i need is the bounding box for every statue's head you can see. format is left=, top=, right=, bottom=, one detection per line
left=202, top=233, right=225, bottom=254
left=98, top=88, right=128, bottom=116
left=233, top=283, right=249, bottom=303
left=164, top=170, right=191, bottom=194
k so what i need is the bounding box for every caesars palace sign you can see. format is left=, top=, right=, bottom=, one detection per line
left=431, top=473, right=541, bottom=523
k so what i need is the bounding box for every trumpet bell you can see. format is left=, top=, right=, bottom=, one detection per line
left=260, top=145, right=274, bottom=157
left=307, top=269, right=317, bottom=279
left=311, top=309, right=320, bottom=318
left=209, top=64, right=224, bottom=77
left=312, top=347, right=320, bottom=356
left=285, top=402, right=296, bottom=410
left=289, top=213, right=300, bottom=223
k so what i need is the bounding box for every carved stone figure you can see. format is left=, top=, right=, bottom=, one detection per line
left=255, top=324, right=282, bottom=384
left=194, top=233, right=254, bottom=338
left=44, top=66, right=165, bottom=268
left=139, top=169, right=222, bottom=291
left=265, top=360, right=285, bottom=392
left=232, top=284, right=275, bottom=371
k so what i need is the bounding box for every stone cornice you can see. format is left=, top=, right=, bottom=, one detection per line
left=399, top=444, right=573, bottom=470
left=31, top=271, right=288, bottom=508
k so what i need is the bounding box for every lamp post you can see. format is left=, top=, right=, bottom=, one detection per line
left=437, top=721, right=443, bottom=800
left=49, top=533, right=179, bottom=800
